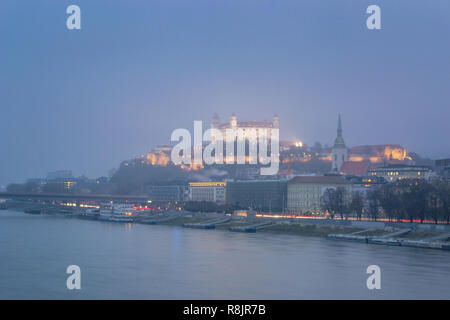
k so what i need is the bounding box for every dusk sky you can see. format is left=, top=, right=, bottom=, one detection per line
left=1, top=0, right=449, bottom=185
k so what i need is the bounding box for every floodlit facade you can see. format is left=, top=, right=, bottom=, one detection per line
left=287, top=176, right=351, bottom=214
left=188, top=182, right=227, bottom=205
left=368, top=165, right=434, bottom=182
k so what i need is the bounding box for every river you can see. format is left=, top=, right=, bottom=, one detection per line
left=0, top=210, right=449, bottom=299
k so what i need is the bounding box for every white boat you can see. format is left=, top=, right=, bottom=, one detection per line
left=79, top=208, right=100, bottom=219
left=99, top=203, right=139, bottom=222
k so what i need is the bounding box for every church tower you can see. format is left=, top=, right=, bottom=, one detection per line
left=331, top=114, right=348, bottom=172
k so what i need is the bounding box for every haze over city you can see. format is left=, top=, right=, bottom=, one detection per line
left=1, top=0, right=449, bottom=185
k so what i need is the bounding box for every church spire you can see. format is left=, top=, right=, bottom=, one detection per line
left=333, top=114, right=346, bottom=148
left=337, top=114, right=343, bottom=137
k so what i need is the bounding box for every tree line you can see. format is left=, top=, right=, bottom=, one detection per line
left=321, top=179, right=450, bottom=224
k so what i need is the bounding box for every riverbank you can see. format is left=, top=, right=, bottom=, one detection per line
left=138, top=212, right=450, bottom=251
left=4, top=204, right=450, bottom=251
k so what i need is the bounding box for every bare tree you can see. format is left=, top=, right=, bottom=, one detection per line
left=350, top=191, right=364, bottom=221
left=321, top=187, right=348, bottom=220
left=366, top=189, right=380, bottom=221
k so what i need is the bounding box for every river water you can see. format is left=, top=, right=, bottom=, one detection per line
left=0, top=210, right=449, bottom=299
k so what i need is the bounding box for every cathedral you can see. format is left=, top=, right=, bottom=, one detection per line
left=331, top=114, right=348, bottom=172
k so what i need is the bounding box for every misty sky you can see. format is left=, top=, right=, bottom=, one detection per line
left=1, top=0, right=449, bottom=185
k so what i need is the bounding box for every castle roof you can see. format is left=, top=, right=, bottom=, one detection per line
left=217, top=121, right=273, bottom=129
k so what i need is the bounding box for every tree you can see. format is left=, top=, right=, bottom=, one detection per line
left=321, top=187, right=348, bottom=220
left=427, top=182, right=441, bottom=224
left=434, top=180, right=450, bottom=224
left=321, top=188, right=337, bottom=219
left=398, top=179, right=432, bottom=223
left=350, top=191, right=364, bottom=220
left=378, top=183, right=403, bottom=222
left=335, top=187, right=349, bottom=220
left=366, top=189, right=380, bottom=221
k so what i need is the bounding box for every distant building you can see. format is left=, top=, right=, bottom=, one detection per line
left=226, top=180, right=286, bottom=212
left=331, top=115, right=348, bottom=172
left=287, top=176, right=351, bottom=214
left=148, top=185, right=187, bottom=202
left=145, top=145, right=171, bottom=166
left=348, top=144, right=407, bottom=164
left=47, top=170, right=73, bottom=180
left=368, top=164, right=434, bottom=182
left=436, top=158, right=450, bottom=167
left=188, top=182, right=227, bottom=205
left=26, top=178, right=46, bottom=185
left=435, top=158, right=450, bottom=181
left=143, top=145, right=203, bottom=171
left=349, top=176, right=387, bottom=195
left=279, top=140, right=305, bottom=152
left=96, top=176, right=108, bottom=184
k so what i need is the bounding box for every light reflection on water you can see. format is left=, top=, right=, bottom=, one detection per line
left=0, top=210, right=449, bottom=299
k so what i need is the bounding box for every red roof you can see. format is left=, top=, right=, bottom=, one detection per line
left=340, top=160, right=370, bottom=176
left=288, top=176, right=350, bottom=184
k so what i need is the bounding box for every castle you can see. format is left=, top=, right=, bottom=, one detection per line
left=210, top=113, right=279, bottom=142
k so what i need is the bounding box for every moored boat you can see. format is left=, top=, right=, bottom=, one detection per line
left=99, top=203, right=143, bottom=222
left=24, top=208, right=41, bottom=214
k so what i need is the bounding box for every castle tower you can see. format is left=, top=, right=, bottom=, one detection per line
left=331, top=114, right=348, bottom=172
left=230, top=113, right=237, bottom=128
left=211, top=113, right=220, bottom=129
left=272, top=114, right=279, bottom=128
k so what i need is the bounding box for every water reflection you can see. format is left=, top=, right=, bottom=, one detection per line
left=0, top=210, right=450, bottom=299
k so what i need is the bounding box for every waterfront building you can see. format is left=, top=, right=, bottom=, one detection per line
left=147, top=185, right=187, bottom=202
left=226, top=180, right=287, bottom=212
left=331, top=115, right=348, bottom=173
left=368, top=164, right=434, bottom=182
left=287, top=176, right=351, bottom=214
left=188, top=182, right=227, bottom=205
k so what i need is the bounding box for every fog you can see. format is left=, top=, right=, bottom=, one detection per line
left=1, top=0, right=449, bottom=184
